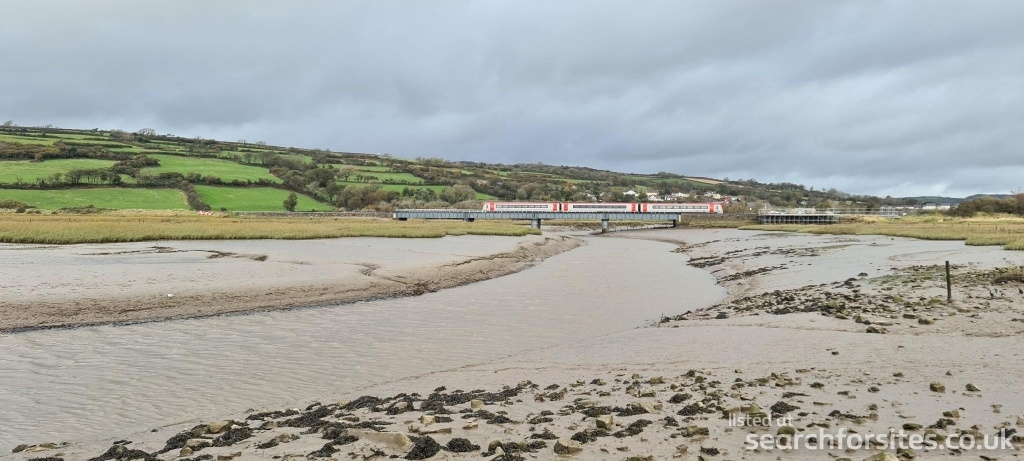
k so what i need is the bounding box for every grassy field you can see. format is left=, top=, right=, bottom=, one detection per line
left=0, top=133, right=59, bottom=145
left=739, top=215, right=1024, bottom=251
left=143, top=154, right=279, bottom=183
left=341, top=170, right=424, bottom=183
left=0, top=214, right=540, bottom=244
left=0, top=159, right=118, bottom=183
left=0, top=188, right=187, bottom=210
left=342, top=164, right=391, bottom=172
left=195, top=186, right=331, bottom=211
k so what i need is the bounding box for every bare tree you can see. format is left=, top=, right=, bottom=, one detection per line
left=135, top=128, right=157, bottom=142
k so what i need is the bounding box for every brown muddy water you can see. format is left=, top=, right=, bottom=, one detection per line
left=0, top=235, right=724, bottom=450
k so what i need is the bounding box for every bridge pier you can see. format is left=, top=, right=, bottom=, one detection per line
left=397, top=217, right=408, bottom=221
left=671, top=219, right=677, bottom=228
left=530, top=219, right=542, bottom=229
left=463, top=218, right=475, bottom=222
left=601, top=219, right=609, bottom=233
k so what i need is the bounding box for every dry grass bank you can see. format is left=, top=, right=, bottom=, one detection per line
left=0, top=213, right=540, bottom=244
left=740, top=214, right=1024, bottom=250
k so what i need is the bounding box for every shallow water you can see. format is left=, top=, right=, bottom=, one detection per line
left=0, top=235, right=724, bottom=449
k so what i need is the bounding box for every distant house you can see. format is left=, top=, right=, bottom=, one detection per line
left=623, top=190, right=638, bottom=197
left=922, top=203, right=952, bottom=211
left=670, top=192, right=690, bottom=199
left=645, top=192, right=662, bottom=201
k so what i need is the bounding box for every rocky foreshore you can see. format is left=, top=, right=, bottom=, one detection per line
left=10, top=365, right=1023, bottom=461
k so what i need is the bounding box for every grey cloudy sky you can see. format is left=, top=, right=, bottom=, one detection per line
left=2, top=1, right=1022, bottom=197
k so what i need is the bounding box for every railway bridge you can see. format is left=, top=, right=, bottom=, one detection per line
left=393, top=209, right=682, bottom=231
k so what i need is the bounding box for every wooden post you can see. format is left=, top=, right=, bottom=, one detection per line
left=945, top=261, right=952, bottom=303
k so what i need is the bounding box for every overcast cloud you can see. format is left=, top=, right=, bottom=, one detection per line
left=1, top=0, right=1022, bottom=197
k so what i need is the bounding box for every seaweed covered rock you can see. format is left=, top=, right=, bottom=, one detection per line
left=405, top=436, right=442, bottom=460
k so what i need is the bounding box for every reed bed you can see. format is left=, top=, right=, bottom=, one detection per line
left=0, top=214, right=539, bottom=244
left=739, top=215, right=1024, bottom=251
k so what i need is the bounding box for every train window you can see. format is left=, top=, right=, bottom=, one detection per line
left=496, top=204, right=550, bottom=209
left=572, top=204, right=629, bottom=209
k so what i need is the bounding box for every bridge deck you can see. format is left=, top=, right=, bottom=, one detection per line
left=757, top=213, right=839, bottom=224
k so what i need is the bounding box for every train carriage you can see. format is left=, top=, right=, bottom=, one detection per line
left=641, top=202, right=723, bottom=213
left=560, top=202, right=638, bottom=213
left=481, top=201, right=722, bottom=213
left=481, top=202, right=559, bottom=212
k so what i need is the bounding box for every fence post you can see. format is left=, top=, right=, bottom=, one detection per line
left=945, top=261, right=952, bottom=303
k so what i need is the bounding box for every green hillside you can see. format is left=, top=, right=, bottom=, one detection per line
left=0, top=124, right=907, bottom=212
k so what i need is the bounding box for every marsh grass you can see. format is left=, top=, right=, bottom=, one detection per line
left=0, top=214, right=540, bottom=244
left=739, top=215, right=1024, bottom=251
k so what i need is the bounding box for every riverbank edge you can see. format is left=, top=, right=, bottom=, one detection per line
left=0, top=234, right=583, bottom=334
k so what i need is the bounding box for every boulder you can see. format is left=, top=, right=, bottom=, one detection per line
left=966, top=383, right=981, bottom=392
left=208, top=421, right=232, bottom=434
left=185, top=438, right=212, bottom=450
left=349, top=430, right=413, bottom=451
left=419, top=425, right=452, bottom=435
left=554, top=438, right=583, bottom=455
left=862, top=453, right=899, bottom=461
left=419, top=415, right=435, bottom=426
left=596, top=415, right=614, bottom=429
left=636, top=401, right=663, bottom=413
left=918, top=318, right=935, bottom=325
left=470, top=399, right=484, bottom=409
left=929, top=382, right=945, bottom=393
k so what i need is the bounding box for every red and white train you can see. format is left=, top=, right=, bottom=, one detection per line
left=481, top=202, right=724, bottom=213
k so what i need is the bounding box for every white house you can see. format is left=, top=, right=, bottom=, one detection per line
left=922, top=203, right=952, bottom=211
left=645, top=192, right=663, bottom=201
left=623, top=190, right=638, bottom=197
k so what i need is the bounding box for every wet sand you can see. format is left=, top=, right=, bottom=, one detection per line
left=5, top=229, right=1024, bottom=460
left=0, top=234, right=581, bottom=332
